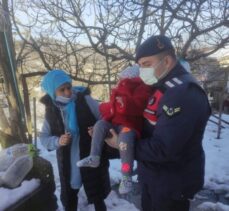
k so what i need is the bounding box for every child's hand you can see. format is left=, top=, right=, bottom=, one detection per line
left=116, top=96, right=124, bottom=108
left=59, top=133, right=71, bottom=146
left=88, top=126, right=94, bottom=137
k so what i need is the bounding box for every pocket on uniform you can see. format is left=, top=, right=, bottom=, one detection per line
left=154, top=168, right=183, bottom=200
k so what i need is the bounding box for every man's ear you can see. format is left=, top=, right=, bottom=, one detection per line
left=164, top=55, right=173, bottom=70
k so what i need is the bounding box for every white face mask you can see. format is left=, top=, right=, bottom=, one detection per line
left=139, top=67, right=158, bottom=85
left=139, top=58, right=167, bottom=85
left=56, top=95, right=72, bottom=104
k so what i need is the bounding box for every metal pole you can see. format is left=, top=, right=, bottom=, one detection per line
left=33, top=97, right=37, bottom=147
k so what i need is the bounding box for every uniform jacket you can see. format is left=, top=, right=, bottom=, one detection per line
left=100, top=77, right=152, bottom=136
left=136, top=63, right=211, bottom=202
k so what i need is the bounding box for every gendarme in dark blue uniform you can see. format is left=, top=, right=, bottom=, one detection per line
left=135, top=35, right=211, bottom=211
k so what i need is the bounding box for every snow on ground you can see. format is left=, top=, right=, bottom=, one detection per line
left=0, top=179, right=40, bottom=211
left=197, top=201, right=229, bottom=211
left=196, top=114, right=229, bottom=211
left=204, top=114, right=229, bottom=193
left=37, top=114, right=229, bottom=211
left=1, top=113, right=228, bottom=211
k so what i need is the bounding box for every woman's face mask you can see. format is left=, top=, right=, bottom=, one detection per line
left=139, top=58, right=168, bottom=85
left=55, top=83, right=72, bottom=104
left=55, top=95, right=72, bottom=104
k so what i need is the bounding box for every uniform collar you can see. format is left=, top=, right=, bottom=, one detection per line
left=153, top=62, right=187, bottom=89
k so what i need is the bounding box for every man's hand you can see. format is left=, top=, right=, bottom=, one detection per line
left=88, top=126, right=94, bottom=137
left=105, top=129, right=119, bottom=149
left=59, top=133, right=71, bottom=146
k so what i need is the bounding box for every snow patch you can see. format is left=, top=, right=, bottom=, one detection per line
left=197, top=201, right=229, bottom=211
left=0, top=179, right=40, bottom=210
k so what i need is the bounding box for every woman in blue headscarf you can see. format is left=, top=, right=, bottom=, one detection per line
left=39, top=69, right=117, bottom=211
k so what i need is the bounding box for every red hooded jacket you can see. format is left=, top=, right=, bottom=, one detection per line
left=99, top=77, right=152, bottom=137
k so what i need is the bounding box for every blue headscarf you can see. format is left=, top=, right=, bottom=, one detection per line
left=41, top=69, right=72, bottom=100
left=41, top=69, right=79, bottom=136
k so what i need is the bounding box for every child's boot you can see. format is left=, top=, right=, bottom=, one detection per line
left=119, top=175, right=133, bottom=194
left=77, top=155, right=100, bottom=168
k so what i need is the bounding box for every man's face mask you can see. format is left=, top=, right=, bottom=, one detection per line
left=139, top=58, right=168, bottom=85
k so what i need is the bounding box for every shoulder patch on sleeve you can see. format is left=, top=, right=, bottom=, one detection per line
left=162, top=105, right=181, bottom=117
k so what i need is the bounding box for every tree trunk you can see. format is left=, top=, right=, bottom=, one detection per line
left=0, top=106, right=11, bottom=134
left=0, top=0, right=28, bottom=144
left=0, top=130, right=19, bottom=148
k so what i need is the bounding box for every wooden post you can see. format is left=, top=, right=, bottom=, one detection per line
left=21, top=75, right=32, bottom=143
left=33, top=97, right=37, bottom=148
left=216, top=72, right=227, bottom=139
left=217, top=92, right=223, bottom=139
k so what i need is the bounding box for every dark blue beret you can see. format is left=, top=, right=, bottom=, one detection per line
left=135, top=35, right=175, bottom=62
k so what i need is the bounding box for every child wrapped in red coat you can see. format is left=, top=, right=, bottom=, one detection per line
left=77, top=65, right=152, bottom=194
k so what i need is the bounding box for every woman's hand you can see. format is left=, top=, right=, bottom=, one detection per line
left=59, top=133, right=71, bottom=146
left=105, top=129, right=119, bottom=149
